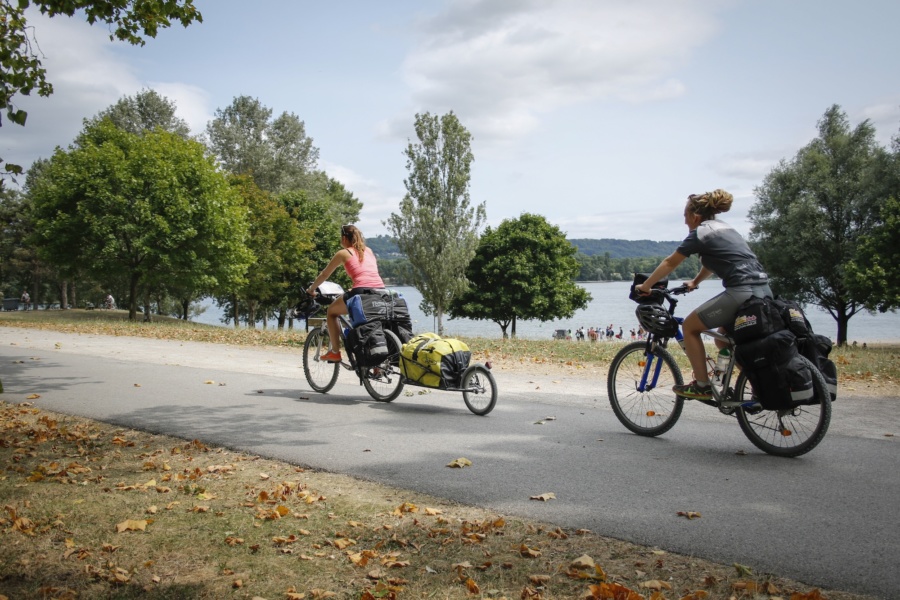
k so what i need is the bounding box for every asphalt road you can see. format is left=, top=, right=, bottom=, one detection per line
left=1, top=329, right=897, bottom=599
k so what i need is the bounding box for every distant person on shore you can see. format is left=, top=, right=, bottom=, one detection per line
left=20, top=290, right=30, bottom=311
left=634, top=189, right=771, bottom=401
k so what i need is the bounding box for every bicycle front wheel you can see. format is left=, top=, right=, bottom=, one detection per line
left=362, top=329, right=405, bottom=402
left=607, top=341, right=684, bottom=436
left=734, top=356, right=831, bottom=457
left=303, top=328, right=340, bottom=393
left=461, top=364, right=497, bottom=416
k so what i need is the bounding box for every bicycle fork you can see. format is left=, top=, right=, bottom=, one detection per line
left=636, top=351, right=665, bottom=392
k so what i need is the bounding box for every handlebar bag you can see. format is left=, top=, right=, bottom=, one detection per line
left=629, top=272, right=668, bottom=304
left=400, top=333, right=471, bottom=389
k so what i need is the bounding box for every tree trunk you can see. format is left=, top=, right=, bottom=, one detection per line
left=128, top=274, right=139, bottom=321
left=59, top=280, right=68, bottom=310
left=511, top=315, right=517, bottom=339
left=181, top=299, right=190, bottom=320
left=143, top=290, right=152, bottom=322
left=277, top=307, right=287, bottom=330
left=248, top=301, right=257, bottom=329
left=436, top=310, right=444, bottom=336
left=233, top=295, right=239, bottom=328
left=836, top=312, right=850, bottom=346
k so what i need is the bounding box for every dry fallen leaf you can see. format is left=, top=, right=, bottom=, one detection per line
left=677, top=511, right=702, bottom=520
left=530, top=492, right=556, bottom=501
left=447, top=457, right=472, bottom=468
left=115, top=519, right=148, bottom=533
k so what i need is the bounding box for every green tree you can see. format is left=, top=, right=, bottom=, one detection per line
left=449, top=213, right=590, bottom=338
left=226, top=177, right=313, bottom=328
left=847, top=196, right=900, bottom=313
left=81, top=88, right=191, bottom=138
left=206, top=96, right=320, bottom=194
left=29, top=120, right=251, bottom=320
left=0, top=0, right=202, bottom=176
left=749, top=105, right=890, bottom=345
left=386, top=111, right=486, bottom=335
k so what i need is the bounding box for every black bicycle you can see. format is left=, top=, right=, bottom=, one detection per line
left=606, top=284, right=832, bottom=457
left=297, top=284, right=497, bottom=414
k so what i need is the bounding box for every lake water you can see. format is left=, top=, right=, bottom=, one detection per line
left=195, top=281, right=900, bottom=344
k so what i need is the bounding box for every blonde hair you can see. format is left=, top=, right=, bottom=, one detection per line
left=686, top=189, right=733, bottom=221
left=341, top=224, right=367, bottom=262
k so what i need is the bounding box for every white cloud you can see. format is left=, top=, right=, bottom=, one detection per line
left=398, top=0, right=723, bottom=143
left=149, top=82, right=213, bottom=136
left=2, top=10, right=211, bottom=176
left=321, top=160, right=403, bottom=236
left=858, top=100, right=900, bottom=146
left=3, top=11, right=140, bottom=172
left=713, top=155, right=779, bottom=181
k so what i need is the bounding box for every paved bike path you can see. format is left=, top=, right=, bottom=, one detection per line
left=1, top=329, right=896, bottom=599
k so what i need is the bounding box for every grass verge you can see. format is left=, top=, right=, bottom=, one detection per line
left=0, top=404, right=873, bottom=600
left=1, top=309, right=898, bottom=386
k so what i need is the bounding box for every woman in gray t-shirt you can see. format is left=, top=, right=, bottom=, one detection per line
left=635, top=189, right=772, bottom=400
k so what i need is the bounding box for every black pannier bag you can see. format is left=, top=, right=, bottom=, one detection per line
left=384, top=295, right=413, bottom=344
left=348, top=290, right=414, bottom=344
left=734, top=329, right=815, bottom=410
left=731, top=295, right=785, bottom=344
left=345, top=320, right=388, bottom=367
left=799, top=333, right=838, bottom=402
left=772, top=297, right=838, bottom=403
left=774, top=297, right=811, bottom=338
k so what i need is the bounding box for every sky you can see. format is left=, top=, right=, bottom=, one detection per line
left=3, top=0, right=899, bottom=242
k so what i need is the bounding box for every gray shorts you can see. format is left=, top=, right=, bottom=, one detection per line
left=694, top=284, right=773, bottom=329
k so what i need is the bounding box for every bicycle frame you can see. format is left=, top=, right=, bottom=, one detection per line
left=637, top=298, right=740, bottom=409
left=305, top=308, right=359, bottom=372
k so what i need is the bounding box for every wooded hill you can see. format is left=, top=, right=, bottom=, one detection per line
left=368, top=235, right=679, bottom=259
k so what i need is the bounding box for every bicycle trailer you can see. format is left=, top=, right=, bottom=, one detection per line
left=400, top=333, right=471, bottom=389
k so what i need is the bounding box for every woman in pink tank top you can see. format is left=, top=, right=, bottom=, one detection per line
left=307, top=225, right=385, bottom=362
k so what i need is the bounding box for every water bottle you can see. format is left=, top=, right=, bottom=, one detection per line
left=714, top=348, right=731, bottom=381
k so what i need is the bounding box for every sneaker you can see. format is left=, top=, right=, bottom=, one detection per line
left=673, top=380, right=713, bottom=400
left=320, top=350, right=342, bottom=363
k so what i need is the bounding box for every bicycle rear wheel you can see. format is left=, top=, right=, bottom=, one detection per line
left=607, top=341, right=684, bottom=436
left=303, top=328, right=340, bottom=393
left=734, top=356, right=831, bottom=457
left=362, top=329, right=405, bottom=402
left=461, top=364, right=497, bottom=416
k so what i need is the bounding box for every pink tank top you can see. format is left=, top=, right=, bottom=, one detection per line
left=344, top=247, right=384, bottom=289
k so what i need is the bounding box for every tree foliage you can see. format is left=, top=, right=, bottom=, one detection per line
left=28, top=120, right=251, bottom=320
left=81, top=88, right=191, bottom=138
left=749, top=105, right=893, bottom=345
left=386, top=111, right=486, bottom=335
left=845, top=128, right=900, bottom=313
left=220, top=177, right=314, bottom=328
left=449, top=213, right=590, bottom=338
left=206, top=95, right=320, bottom=194
left=0, top=0, right=202, bottom=176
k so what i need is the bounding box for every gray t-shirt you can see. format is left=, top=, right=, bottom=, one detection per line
left=676, top=219, right=768, bottom=288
